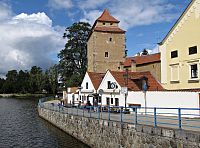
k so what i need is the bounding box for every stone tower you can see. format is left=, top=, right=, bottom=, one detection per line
left=87, top=9, right=126, bottom=73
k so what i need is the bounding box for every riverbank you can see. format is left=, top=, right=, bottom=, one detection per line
left=0, top=93, right=49, bottom=98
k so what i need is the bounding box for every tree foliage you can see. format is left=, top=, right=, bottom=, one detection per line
left=58, top=22, right=91, bottom=87
left=0, top=65, right=59, bottom=94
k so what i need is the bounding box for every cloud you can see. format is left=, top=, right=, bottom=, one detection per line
left=0, top=1, right=12, bottom=21
left=78, top=0, right=179, bottom=30
left=78, top=0, right=109, bottom=9
left=48, top=0, right=73, bottom=10
left=0, top=3, right=66, bottom=76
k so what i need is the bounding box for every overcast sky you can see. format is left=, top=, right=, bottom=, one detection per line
left=0, top=0, right=191, bottom=76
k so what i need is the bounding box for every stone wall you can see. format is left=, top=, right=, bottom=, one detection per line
left=38, top=107, right=200, bottom=148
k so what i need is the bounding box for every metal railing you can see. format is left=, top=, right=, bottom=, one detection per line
left=38, top=98, right=200, bottom=131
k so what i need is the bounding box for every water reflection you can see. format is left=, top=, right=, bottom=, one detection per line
left=0, top=98, right=89, bottom=148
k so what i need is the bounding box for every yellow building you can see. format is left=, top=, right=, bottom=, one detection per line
left=87, top=9, right=126, bottom=73
left=159, top=0, right=200, bottom=90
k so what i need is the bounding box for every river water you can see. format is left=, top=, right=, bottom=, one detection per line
left=0, top=97, right=89, bottom=148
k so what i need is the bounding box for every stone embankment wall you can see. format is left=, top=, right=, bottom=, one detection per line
left=38, top=107, right=200, bottom=148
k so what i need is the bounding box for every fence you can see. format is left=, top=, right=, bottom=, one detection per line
left=38, top=97, right=200, bottom=131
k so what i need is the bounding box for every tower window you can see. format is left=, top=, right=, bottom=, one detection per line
left=105, top=52, right=109, bottom=57
left=109, top=38, right=112, bottom=41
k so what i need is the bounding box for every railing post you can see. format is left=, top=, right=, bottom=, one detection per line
left=154, top=107, right=157, bottom=128
left=120, top=107, right=123, bottom=123
left=90, top=106, right=92, bottom=118
left=135, top=107, right=137, bottom=125
left=98, top=106, right=100, bottom=120
left=178, top=108, right=182, bottom=130
left=108, top=106, right=110, bottom=121
left=77, top=106, right=78, bottom=116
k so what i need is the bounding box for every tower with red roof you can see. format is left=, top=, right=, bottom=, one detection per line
left=87, top=9, right=126, bottom=73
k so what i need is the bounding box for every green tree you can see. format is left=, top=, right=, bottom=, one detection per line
left=29, top=66, right=43, bottom=93
left=0, top=78, right=5, bottom=93
left=16, top=70, right=30, bottom=93
left=46, top=64, right=58, bottom=94
left=58, top=22, right=91, bottom=87
left=2, top=70, right=18, bottom=93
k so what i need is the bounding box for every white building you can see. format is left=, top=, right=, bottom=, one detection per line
left=80, top=72, right=105, bottom=105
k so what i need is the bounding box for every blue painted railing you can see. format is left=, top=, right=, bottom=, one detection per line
left=38, top=98, right=200, bottom=131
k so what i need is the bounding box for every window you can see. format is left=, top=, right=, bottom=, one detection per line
left=86, top=82, right=88, bottom=89
left=105, top=52, right=109, bottom=57
left=98, top=96, right=101, bottom=103
left=110, top=23, right=113, bottom=25
left=109, top=38, right=112, bottom=42
left=190, top=64, right=198, bottom=79
left=115, top=98, right=119, bottom=106
left=106, top=97, right=110, bottom=106
left=171, top=64, right=179, bottom=81
left=103, top=22, right=105, bottom=25
left=107, top=81, right=111, bottom=89
left=171, top=50, right=178, bottom=58
left=111, top=98, right=113, bottom=104
left=189, top=46, right=197, bottom=55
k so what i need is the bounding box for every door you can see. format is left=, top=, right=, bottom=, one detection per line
left=115, top=98, right=119, bottom=106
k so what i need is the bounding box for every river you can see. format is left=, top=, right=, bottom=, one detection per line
left=0, top=97, right=89, bottom=148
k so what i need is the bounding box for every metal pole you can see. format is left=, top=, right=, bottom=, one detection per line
left=101, top=94, right=102, bottom=119
left=144, top=91, right=147, bottom=115
left=98, top=106, right=100, bottom=120
left=154, top=107, right=157, bottom=128
left=120, top=107, right=123, bottom=123
left=178, top=108, right=182, bottom=130
left=135, top=107, right=137, bottom=125
left=108, top=106, right=110, bottom=121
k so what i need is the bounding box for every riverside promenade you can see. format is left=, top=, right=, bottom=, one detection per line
left=38, top=98, right=200, bottom=148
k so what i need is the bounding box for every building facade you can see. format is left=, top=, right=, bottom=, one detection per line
left=87, top=9, right=126, bottom=73
left=159, top=0, right=200, bottom=90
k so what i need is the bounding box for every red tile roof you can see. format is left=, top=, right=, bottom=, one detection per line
left=124, top=53, right=160, bottom=67
left=97, top=9, right=119, bottom=23
left=94, top=26, right=125, bottom=33
left=110, top=71, right=163, bottom=91
left=87, top=72, right=105, bottom=90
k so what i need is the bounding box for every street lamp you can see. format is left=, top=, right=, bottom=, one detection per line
left=142, top=78, right=148, bottom=114
left=123, top=69, right=129, bottom=109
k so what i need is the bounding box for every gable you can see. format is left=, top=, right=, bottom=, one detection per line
left=81, top=72, right=95, bottom=90
left=160, top=0, right=199, bottom=45
left=98, top=70, right=121, bottom=91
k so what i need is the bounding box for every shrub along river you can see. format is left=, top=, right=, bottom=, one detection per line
left=0, top=97, right=89, bottom=148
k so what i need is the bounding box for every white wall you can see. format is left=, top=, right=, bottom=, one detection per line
left=127, top=91, right=200, bottom=117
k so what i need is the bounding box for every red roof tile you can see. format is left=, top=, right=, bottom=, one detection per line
left=88, top=72, right=105, bottom=90
left=97, top=9, right=119, bottom=23
left=124, top=53, right=160, bottom=67
left=94, top=26, right=125, bottom=33
left=110, top=71, right=163, bottom=91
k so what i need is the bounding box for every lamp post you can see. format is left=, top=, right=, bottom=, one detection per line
left=142, top=78, right=148, bottom=114
left=123, top=69, right=128, bottom=109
